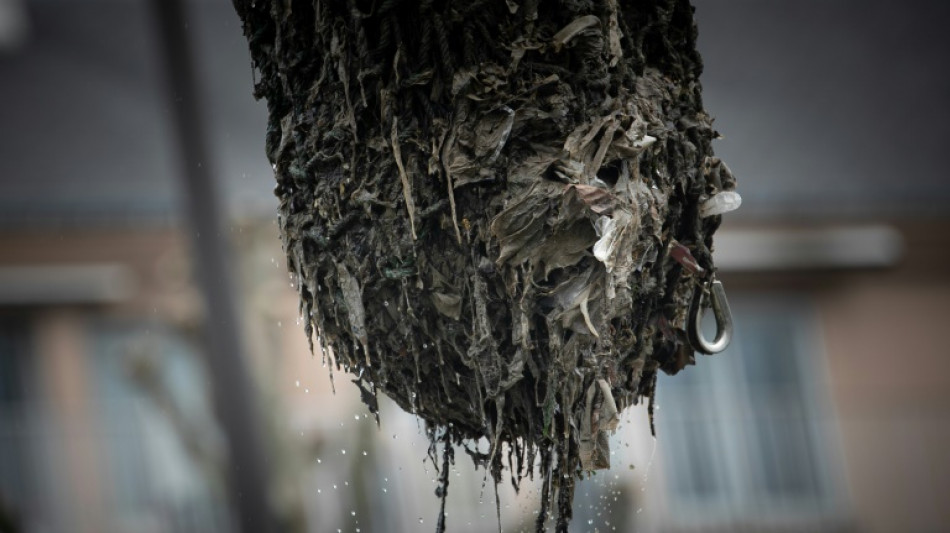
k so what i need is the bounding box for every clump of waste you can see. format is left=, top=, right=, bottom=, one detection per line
left=234, top=0, right=738, bottom=530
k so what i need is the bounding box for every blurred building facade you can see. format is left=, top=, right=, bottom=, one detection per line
left=1, top=0, right=949, bottom=532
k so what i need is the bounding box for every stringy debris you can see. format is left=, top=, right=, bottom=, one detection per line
left=233, top=0, right=737, bottom=530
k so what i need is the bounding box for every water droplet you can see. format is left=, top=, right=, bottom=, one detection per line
left=418, top=518, right=424, bottom=524
left=362, top=451, right=367, bottom=456
left=351, top=511, right=356, bottom=516
left=305, top=388, right=309, bottom=394
left=341, top=449, right=346, bottom=455
left=317, top=458, right=322, bottom=463
left=295, top=380, right=300, bottom=387
left=354, top=415, right=360, bottom=420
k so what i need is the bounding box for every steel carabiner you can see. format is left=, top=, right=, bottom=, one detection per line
left=688, top=276, right=734, bottom=355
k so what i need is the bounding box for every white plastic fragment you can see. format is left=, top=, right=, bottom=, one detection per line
left=552, top=15, right=601, bottom=52
left=632, top=134, right=656, bottom=149
left=700, top=191, right=742, bottom=217
left=592, top=216, right=617, bottom=265
left=486, top=106, right=515, bottom=163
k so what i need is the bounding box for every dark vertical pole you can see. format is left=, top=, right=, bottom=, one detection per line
left=150, top=1, right=274, bottom=532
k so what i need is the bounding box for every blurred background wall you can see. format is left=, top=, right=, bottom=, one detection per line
left=0, top=0, right=948, bottom=532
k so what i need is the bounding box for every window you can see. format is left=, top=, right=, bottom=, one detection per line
left=657, top=296, right=849, bottom=530
left=88, top=320, right=231, bottom=532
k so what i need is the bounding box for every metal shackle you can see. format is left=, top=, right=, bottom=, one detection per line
left=688, top=278, right=734, bottom=355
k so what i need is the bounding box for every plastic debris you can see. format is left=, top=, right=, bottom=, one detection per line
left=700, top=191, right=743, bottom=217
left=233, top=0, right=739, bottom=530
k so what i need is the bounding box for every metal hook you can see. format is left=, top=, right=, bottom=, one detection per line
left=688, top=277, right=734, bottom=355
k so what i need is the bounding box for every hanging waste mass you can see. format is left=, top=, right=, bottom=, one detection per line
left=233, top=0, right=739, bottom=530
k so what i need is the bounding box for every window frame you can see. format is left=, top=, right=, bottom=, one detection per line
left=653, top=293, right=852, bottom=530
